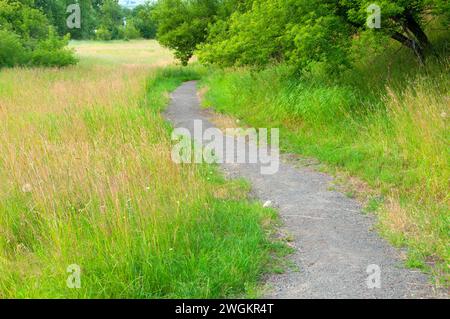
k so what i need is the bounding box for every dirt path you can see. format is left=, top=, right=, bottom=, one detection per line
left=164, top=81, right=443, bottom=299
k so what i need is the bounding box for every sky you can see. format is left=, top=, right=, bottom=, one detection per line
left=118, top=0, right=148, bottom=9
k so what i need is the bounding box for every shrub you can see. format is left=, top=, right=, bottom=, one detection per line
left=29, top=30, right=77, bottom=67
left=118, top=21, right=141, bottom=40
left=30, top=47, right=77, bottom=67
left=0, top=0, right=76, bottom=68
left=0, top=30, right=26, bottom=68
left=96, top=26, right=113, bottom=41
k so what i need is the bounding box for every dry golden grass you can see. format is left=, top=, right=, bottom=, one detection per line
left=70, top=40, right=174, bottom=67
left=0, top=41, right=276, bottom=298
left=0, top=41, right=182, bottom=215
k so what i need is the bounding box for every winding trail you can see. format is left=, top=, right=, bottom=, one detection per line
left=164, top=81, right=443, bottom=299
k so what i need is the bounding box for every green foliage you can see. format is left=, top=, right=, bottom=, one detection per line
left=30, top=30, right=77, bottom=66
left=430, top=0, right=450, bottom=24
left=67, top=0, right=98, bottom=39
left=34, top=0, right=95, bottom=39
left=0, top=29, right=26, bottom=67
left=154, top=0, right=449, bottom=70
left=198, top=0, right=287, bottom=67
left=0, top=0, right=76, bottom=68
left=118, top=20, right=141, bottom=40
left=153, top=0, right=241, bottom=65
left=198, top=0, right=353, bottom=72
left=0, top=0, right=49, bottom=40
left=34, top=0, right=153, bottom=41
left=34, top=0, right=67, bottom=35
left=95, top=25, right=112, bottom=40
left=97, top=0, right=123, bottom=40
left=283, top=1, right=352, bottom=72
left=132, top=3, right=157, bottom=39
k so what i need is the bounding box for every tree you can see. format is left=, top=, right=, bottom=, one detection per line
left=34, top=0, right=98, bottom=39
left=132, top=3, right=156, bottom=39
left=119, top=18, right=141, bottom=40
left=330, top=0, right=439, bottom=64
left=197, top=0, right=352, bottom=71
left=34, top=0, right=66, bottom=35
left=198, top=0, right=289, bottom=67
left=153, top=0, right=243, bottom=65
left=196, top=0, right=448, bottom=70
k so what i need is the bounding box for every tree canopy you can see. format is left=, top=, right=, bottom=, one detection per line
left=0, top=0, right=77, bottom=67
left=153, top=0, right=449, bottom=69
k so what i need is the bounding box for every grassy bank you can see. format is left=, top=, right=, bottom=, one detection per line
left=201, top=38, right=449, bottom=284
left=0, top=41, right=280, bottom=298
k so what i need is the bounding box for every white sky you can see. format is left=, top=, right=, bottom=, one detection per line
left=119, top=0, right=148, bottom=9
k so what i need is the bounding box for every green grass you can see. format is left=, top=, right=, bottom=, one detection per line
left=145, top=65, right=207, bottom=113
left=0, top=42, right=283, bottom=298
left=200, top=35, right=449, bottom=285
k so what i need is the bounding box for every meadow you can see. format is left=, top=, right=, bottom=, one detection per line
left=0, top=40, right=279, bottom=298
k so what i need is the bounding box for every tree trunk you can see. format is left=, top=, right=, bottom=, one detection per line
left=404, top=11, right=433, bottom=55
left=391, top=32, right=425, bottom=64
left=390, top=11, right=432, bottom=64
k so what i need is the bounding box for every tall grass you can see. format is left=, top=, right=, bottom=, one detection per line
left=0, top=41, right=279, bottom=298
left=202, top=38, right=449, bottom=284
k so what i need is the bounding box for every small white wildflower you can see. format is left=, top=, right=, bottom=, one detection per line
left=263, top=200, right=272, bottom=208
left=440, top=112, right=447, bottom=119
left=16, top=243, right=28, bottom=253
left=21, top=183, right=32, bottom=193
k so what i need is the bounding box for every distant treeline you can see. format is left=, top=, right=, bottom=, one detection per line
left=36, top=0, right=157, bottom=40
left=0, top=0, right=156, bottom=67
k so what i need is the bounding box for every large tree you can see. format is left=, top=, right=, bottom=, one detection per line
left=153, top=0, right=246, bottom=65
left=333, top=0, right=442, bottom=63
left=153, top=0, right=447, bottom=68
left=34, top=0, right=99, bottom=39
left=132, top=2, right=157, bottom=39
left=97, top=0, right=123, bottom=39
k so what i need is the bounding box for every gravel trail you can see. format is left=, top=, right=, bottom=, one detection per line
left=164, top=81, right=444, bottom=299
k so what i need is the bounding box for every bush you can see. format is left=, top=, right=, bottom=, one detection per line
left=118, top=21, right=141, bottom=40
left=30, top=47, right=77, bottom=67
left=0, top=0, right=77, bottom=68
left=0, top=30, right=26, bottom=68
left=29, top=30, right=77, bottom=67
left=96, top=26, right=113, bottom=41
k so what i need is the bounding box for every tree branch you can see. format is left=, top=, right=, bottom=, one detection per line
left=391, top=31, right=425, bottom=64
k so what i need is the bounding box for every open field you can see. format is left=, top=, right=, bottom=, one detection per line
left=69, top=40, right=174, bottom=67
left=0, top=40, right=279, bottom=298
